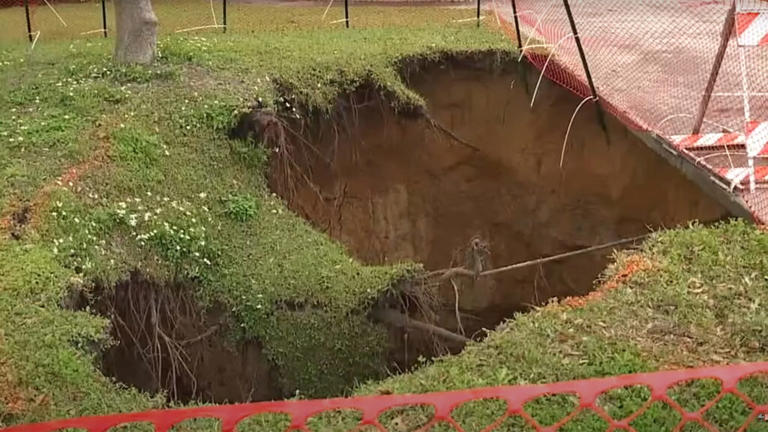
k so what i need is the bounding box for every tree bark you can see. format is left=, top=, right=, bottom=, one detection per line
left=114, top=0, right=158, bottom=64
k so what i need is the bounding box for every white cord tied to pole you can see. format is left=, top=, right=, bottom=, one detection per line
left=42, top=0, right=67, bottom=27
left=209, top=0, right=218, bottom=26
left=175, top=24, right=225, bottom=33
left=530, top=33, right=575, bottom=108
left=491, top=0, right=501, bottom=27
left=518, top=4, right=556, bottom=61
left=29, top=30, right=40, bottom=51
left=560, top=95, right=595, bottom=168
left=321, top=0, right=335, bottom=21
left=655, top=113, right=736, bottom=134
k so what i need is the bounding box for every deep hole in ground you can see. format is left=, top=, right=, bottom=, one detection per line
left=91, top=273, right=280, bottom=404
left=266, top=59, right=731, bottom=363
left=94, top=58, right=734, bottom=404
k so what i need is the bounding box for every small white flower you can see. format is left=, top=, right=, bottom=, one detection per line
left=198, top=192, right=207, bottom=199
left=203, top=258, right=211, bottom=265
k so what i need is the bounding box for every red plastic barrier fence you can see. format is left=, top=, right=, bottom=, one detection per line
left=5, top=362, right=768, bottom=431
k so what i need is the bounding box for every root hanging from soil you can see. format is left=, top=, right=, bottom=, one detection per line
left=94, top=273, right=279, bottom=403
left=97, top=274, right=211, bottom=401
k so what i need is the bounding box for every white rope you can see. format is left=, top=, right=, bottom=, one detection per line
left=560, top=96, right=595, bottom=168
left=491, top=0, right=501, bottom=27
left=738, top=45, right=755, bottom=191
left=739, top=48, right=752, bottom=123
left=29, top=30, right=40, bottom=51
left=517, top=43, right=554, bottom=51
left=80, top=29, right=104, bottom=36
left=692, top=150, right=747, bottom=166
left=452, top=16, right=486, bottom=23
left=42, top=0, right=67, bottom=27
left=530, top=33, right=574, bottom=108
left=654, top=113, right=735, bottom=133
left=321, top=0, right=335, bottom=21
left=209, top=0, right=218, bottom=26
left=518, top=4, right=556, bottom=61
left=174, top=24, right=225, bottom=33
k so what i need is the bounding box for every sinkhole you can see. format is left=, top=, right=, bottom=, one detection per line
left=95, top=59, right=733, bottom=405
left=268, top=59, right=730, bottom=341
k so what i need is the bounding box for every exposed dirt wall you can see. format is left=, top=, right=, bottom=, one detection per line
left=271, top=61, right=729, bottom=336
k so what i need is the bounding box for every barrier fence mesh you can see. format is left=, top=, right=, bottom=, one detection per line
left=4, top=362, right=768, bottom=431
left=495, top=0, right=768, bottom=222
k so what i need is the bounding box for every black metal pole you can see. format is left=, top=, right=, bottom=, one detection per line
left=222, top=0, right=227, bottom=33
left=476, top=0, right=481, bottom=27
left=510, top=0, right=522, bottom=49
left=101, top=0, right=107, bottom=38
left=344, top=0, right=349, bottom=28
left=24, top=0, right=32, bottom=43
left=561, top=0, right=609, bottom=141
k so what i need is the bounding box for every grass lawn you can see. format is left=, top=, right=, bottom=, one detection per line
left=0, top=4, right=513, bottom=426
left=0, top=0, right=481, bottom=44
left=3, top=1, right=768, bottom=431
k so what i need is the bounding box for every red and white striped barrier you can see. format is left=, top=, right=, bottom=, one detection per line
left=670, top=132, right=745, bottom=149
left=746, top=120, right=768, bottom=156
left=736, top=12, right=768, bottom=46
left=717, top=167, right=752, bottom=189
left=716, top=165, right=768, bottom=190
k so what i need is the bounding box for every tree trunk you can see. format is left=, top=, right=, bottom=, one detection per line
left=114, top=0, right=158, bottom=64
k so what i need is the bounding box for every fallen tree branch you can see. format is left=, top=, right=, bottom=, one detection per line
left=427, top=233, right=652, bottom=281
left=372, top=308, right=470, bottom=345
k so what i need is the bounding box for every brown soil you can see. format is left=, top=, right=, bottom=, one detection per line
left=95, top=274, right=279, bottom=404
left=269, top=61, right=730, bottom=336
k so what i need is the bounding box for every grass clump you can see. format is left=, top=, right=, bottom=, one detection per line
left=223, top=194, right=260, bottom=222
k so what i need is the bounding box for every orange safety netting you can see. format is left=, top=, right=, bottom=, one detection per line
left=5, top=362, right=768, bottom=431
left=494, top=0, right=768, bottom=223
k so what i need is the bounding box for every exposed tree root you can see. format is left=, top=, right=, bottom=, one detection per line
left=372, top=308, right=470, bottom=345
left=97, top=274, right=220, bottom=401
left=426, top=233, right=652, bottom=282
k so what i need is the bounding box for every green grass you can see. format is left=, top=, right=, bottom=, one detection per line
left=357, top=221, right=768, bottom=431
left=0, top=1, right=482, bottom=44
left=0, top=4, right=513, bottom=426
left=5, top=2, right=768, bottom=431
